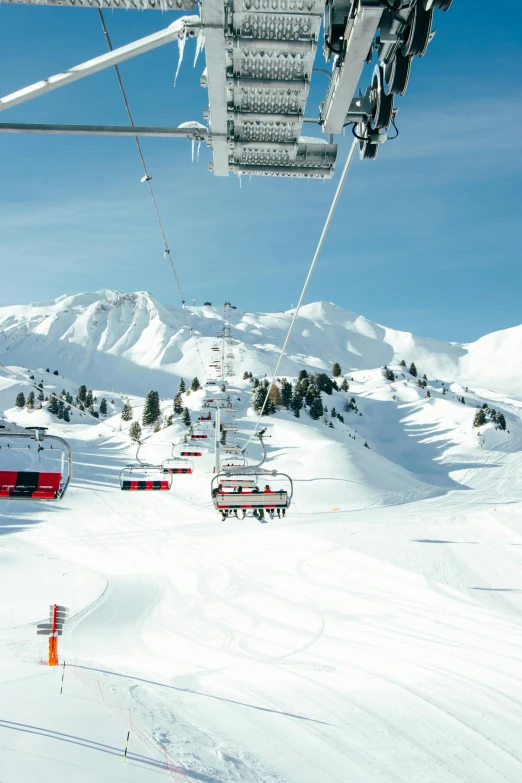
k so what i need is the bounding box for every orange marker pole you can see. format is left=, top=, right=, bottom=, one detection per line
left=48, top=604, right=58, bottom=666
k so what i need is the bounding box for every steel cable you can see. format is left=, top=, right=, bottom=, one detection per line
left=97, top=9, right=208, bottom=382
left=243, top=137, right=359, bottom=450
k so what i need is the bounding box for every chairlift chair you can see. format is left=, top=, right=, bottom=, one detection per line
left=120, top=463, right=171, bottom=490
left=222, top=424, right=239, bottom=432
left=190, top=433, right=208, bottom=440
left=180, top=448, right=203, bottom=457
left=0, top=426, right=72, bottom=500
left=161, top=457, right=193, bottom=475
left=220, top=456, right=248, bottom=471
left=198, top=413, right=212, bottom=421
left=221, top=445, right=242, bottom=454
left=211, top=469, right=293, bottom=518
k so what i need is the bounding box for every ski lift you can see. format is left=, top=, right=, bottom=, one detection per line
left=211, top=347, right=220, bottom=352
left=211, top=470, right=293, bottom=518
left=221, top=445, right=242, bottom=454
left=220, top=456, right=248, bottom=471
left=224, top=406, right=237, bottom=412
left=180, top=448, right=203, bottom=457
left=161, top=457, right=193, bottom=475
left=222, top=424, right=238, bottom=432
left=120, top=464, right=171, bottom=490
left=190, top=433, right=208, bottom=440
left=205, top=380, right=217, bottom=387
left=198, top=413, right=212, bottom=422
left=0, top=426, right=72, bottom=501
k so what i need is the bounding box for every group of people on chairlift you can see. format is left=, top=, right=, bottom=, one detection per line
left=213, top=482, right=286, bottom=521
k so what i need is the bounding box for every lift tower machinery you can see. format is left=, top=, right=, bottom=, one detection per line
left=0, top=1, right=452, bottom=175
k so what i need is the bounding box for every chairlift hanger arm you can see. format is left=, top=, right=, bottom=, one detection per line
left=0, top=16, right=200, bottom=114
left=0, top=123, right=208, bottom=139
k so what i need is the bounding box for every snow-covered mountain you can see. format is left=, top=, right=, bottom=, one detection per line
left=0, top=290, right=520, bottom=398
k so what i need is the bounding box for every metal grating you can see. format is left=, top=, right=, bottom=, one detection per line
left=233, top=51, right=308, bottom=81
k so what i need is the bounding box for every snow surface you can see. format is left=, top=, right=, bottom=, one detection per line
left=1, top=291, right=522, bottom=782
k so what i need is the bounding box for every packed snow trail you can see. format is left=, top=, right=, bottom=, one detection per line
left=2, top=424, right=522, bottom=782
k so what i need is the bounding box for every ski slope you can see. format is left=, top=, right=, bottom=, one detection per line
left=1, top=292, right=522, bottom=782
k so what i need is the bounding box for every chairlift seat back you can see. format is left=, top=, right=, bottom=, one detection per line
left=181, top=450, right=202, bottom=457
left=220, top=478, right=256, bottom=488
left=216, top=491, right=288, bottom=509
left=122, top=480, right=170, bottom=490
left=0, top=470, right=62, bottom=500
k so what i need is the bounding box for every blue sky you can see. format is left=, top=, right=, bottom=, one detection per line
left=0, top=1, right=521, bottom=342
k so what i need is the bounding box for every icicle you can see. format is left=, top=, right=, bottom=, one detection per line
left=194, top=30, right=205, bottom=67
left=191, top=138, right=195, bottom=163
left=174, top=33, right=186, bottom=86
left=196, top=140, right=201, bottom=162
left=238, top=173, right=243, bottom=189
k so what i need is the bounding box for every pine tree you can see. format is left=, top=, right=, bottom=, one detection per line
left=37, top=385, right=44, bottom=401
left=309, top=396, right=324, bottom=420
left=291, top=393, right=303, bottom=418
left=281, top=378, right=293, bottom=409
left=48, top=395, right=59, bottom=415
left=496, top=412, right=507, bottom=431
left=15, top=392, right=26, bottom=408
left=129, top=421, right=142, bottom=441
left=332, top=362, right=342, bottom=378
left=78, top=385, right=87, bottom=403
left=53, top=370, right=59, bottom=376
left=298, top=369, right=309, bottom=381
left=191, top=377, right=201, bottom=391
left=63, top=407, right=71, bottom=423
left=165, top=414, right=173, bottom=427
left=173, top=392, right=183, bottom=416
left=340, top=379, right=349, bottom=392
left=26, top=391, right=35, bottom=410
left=178, top=378, right=186, bottom=393
left=329, top=421, right=334, bottom=428
left=305, top=384, right=320, bottom=407
left=142, top=390, right=160, bottom=426
left=399, top=360, right=407, bottom=367
left=243, top=371, right=251, bottom=380
left=252, top=377, right=260, bottom=389
left=316, top=373, right=333, bottom=395
left=84, top=390, right=93, bottom=409
left=385, top=368, right=395, bottom=381
left=121, top=401, right=133, bottom=421
left=182, top=407, right=191, bottom=427
left=409, top=362, right=418, bottom=377
left=220, top=429, right=227, bottom=445
left=426, top=390, right=431, bottom=398
left=56, top=400, right=65, bottom=420
left=473, top=409, right=486, bottom=428
left=252, top=385, right=267, bottom=413
left=337, top=413, right=344, bottom=423
left=461, top=396, right=466, bottom=404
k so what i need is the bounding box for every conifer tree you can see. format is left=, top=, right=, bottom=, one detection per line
left=165, top=414, right=173, bottom=427
left=84, top=390, right=93, bottom=409
left=340, top=379, right=349, bottom=392
left=290, top=393, right=303, bottom=418
left=129, top=421, right=142, bottom=441
left=26, top=391, right=35, bottom=410
left=496, top=412, right=507, bottom=431
left=56, top=400, right=65, bottom=420
left=173, top=392, right=184, bottom=416
left=385, top=368, right=395, bottom=381
left=309, top=397, right=324, bottom=420
left=220, top=429, right=227, bottom=445
left=182, top=407, right=191, bottom=427
left=473, top=409, right=486, bottom=428
left=269, top=383, right=282, bottom=408
left=243, top=371, right=251, bottom=380
left=15, top=391, right=26, bottom=408
left=142, top=390, right=160, bottom=426
left=191, top=377, right=201, bottom=391
left=78, top=385, right=87, bottom=403
left=178, top=378, right=186, bottom=393
left=332, top=362, right=342, bottom=378
left=252, top=377, right=260, bottom=389
left=99, top=398, right=108, bottom=416
left=281, top=378, right=293, bottom=409
left=298, top=369, right=309, bottom=381
left=48, top=395, right=59, bottom=415
left=37, top=385, right=44, bottom=402
left=63, top=407, right=71, bottom=423
left=409, top=362, right=418, bottom=377
left=399, top=360, right=407, bottom=367
left=252, top=385, right=267, bottom=413
left=426, top=390, right=431, bottom=398
left=121, top=401, right=133, bottom=421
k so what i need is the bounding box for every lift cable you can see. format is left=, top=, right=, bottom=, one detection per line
left=97, top=9, right=208, bottom=382
left=243, top=137, right=359, bottom=450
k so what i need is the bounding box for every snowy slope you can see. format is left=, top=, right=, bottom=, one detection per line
left=0, top=290, right=520, bottom=398
left=1, top=291, right=522, bottom=783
